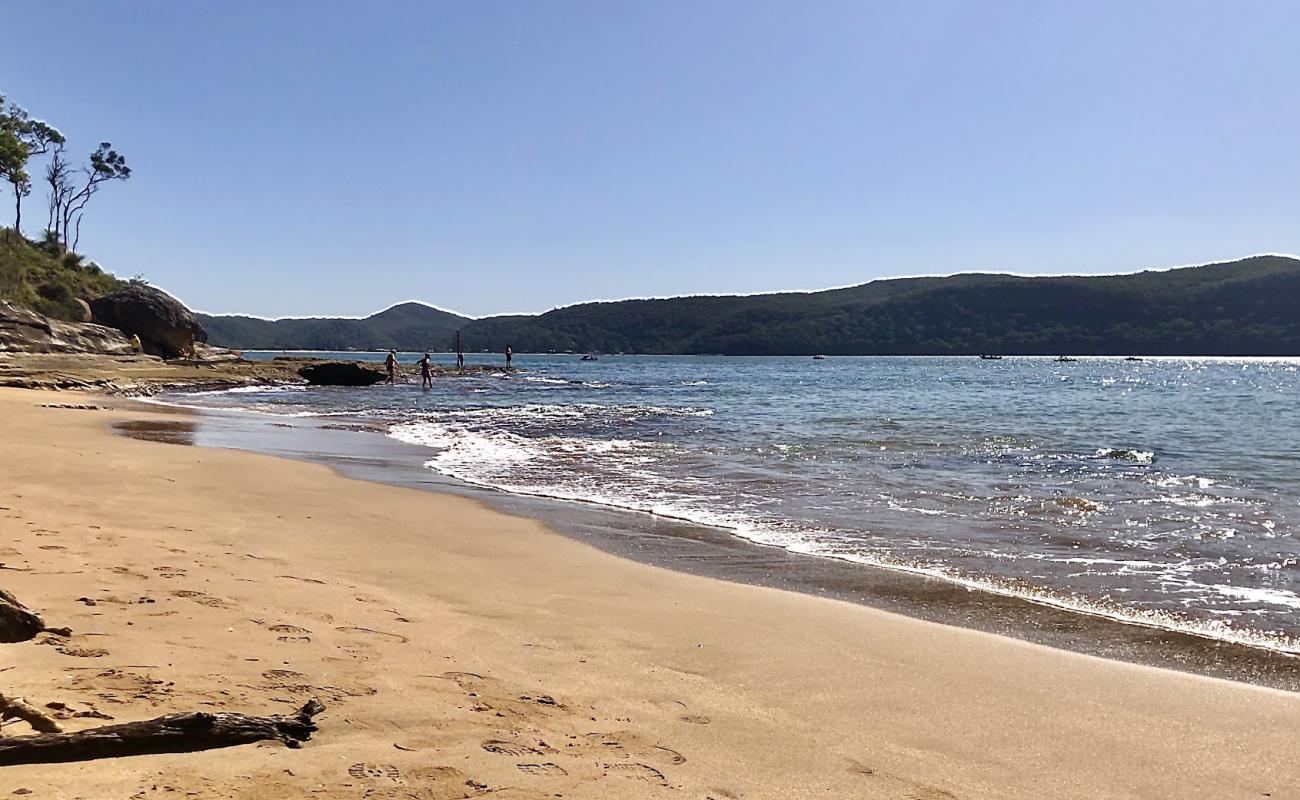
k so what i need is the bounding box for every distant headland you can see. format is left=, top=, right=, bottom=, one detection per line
left=198, top=255, right=1300, bottom=356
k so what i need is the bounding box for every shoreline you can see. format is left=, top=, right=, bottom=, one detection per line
left=121, top=395, right=1300, bottom=692
left=3, top=386, right=1299, bottom=798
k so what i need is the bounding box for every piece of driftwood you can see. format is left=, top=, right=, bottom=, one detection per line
left=0, top=588, right=44, bottom=643
left=0, top=694, right=64, bottom=734
left=0, top=698, right=324, bottom=765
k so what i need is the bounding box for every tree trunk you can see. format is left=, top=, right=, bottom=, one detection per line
left=0, top=699, right=325, bottom=765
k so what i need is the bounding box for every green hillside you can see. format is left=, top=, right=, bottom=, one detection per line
left=198, top=302, right=469, bottom=352
left=0, top=229, right=124, bottom=319
left=199, top=255, right=1300, bottom=356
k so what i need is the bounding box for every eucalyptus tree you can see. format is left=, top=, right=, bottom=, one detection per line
left=46, top=142, right=129, bottom=250
left=0, top=96, right=64, bottom=235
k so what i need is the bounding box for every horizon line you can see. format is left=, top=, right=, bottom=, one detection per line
left=186, top=251, right=1300, bottom=322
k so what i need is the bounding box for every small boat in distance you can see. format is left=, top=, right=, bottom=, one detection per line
left=1125, top=356, right=1144, bottom=362
left=979, top=354, right=1003, bottom=360
left=580, top=354, right=599, bottom=361
left=1056, top=356, right=1078, bottom=363
left=812, top=354, right=826, bottom=360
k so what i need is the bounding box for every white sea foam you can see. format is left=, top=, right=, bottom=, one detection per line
left=1096, top=447, right=1156, bottom=464
left=385, top=413, right=1300, bottom=657
left=522, top=376, right=570, bottom=385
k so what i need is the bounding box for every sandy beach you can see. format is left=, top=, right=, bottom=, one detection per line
left=1, top=386, right=1297, bottom=799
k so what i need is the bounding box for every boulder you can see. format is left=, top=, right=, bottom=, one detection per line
left=70, top=298, right=93, bottom=323
left=89, top=285, right=206, bottom=359
left=0, top=301, right=135, bottom=355
left=298, top=361, right=386, bottom=386
left=0, top=587, right=44, bottom=643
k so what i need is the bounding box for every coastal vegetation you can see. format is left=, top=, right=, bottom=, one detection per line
left=0, top=229, right=124, bottom=320
left=200, top=255, right=1300, bottom=356
left=1, top=95, right=130, bottom=251
left=1, top=93, right=132, bottom=320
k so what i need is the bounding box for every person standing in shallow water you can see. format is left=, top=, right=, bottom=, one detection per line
left=505, top=345, right=513, bottom=370
left=419, top=352, right=433, bottom=389
left=384, top=350, right=397, bottom=384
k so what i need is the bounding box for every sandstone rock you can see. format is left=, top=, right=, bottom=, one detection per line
left=298, top=361, right=386, bottom=386
left=192, top=342, right=244, bottom=364
left=0, top=301, right=135, bottom=355
left=70, top=298, right=93, bottom=322
left=89, top=285, right=207, bottom=359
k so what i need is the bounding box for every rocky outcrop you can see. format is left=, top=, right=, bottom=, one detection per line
left=0, top=301, right=135, bottom=355
left=89, top=286, right=206, bottom=359
left=298, top=362, right=386, bottom=386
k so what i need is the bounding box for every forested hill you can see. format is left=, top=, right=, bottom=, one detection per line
left=198, top=255, right=1300, bottom=356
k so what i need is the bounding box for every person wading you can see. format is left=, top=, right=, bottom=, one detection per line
left=385, top=350, right=398, bottom=384
left=505, top=344, right=513, bottom=369
left=419, top=352, right=433, bottom=389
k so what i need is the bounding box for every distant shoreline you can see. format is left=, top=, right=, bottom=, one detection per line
left=199, top=254, right=1300, bottom=357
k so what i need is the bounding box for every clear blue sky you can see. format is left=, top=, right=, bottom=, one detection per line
left=3, top=1, right=1298, bottom=318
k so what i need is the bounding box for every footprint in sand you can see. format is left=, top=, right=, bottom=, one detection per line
left=482, top=739, right=550, bottom=757
left=171, top=589, right=227, bottom=608
left=601, top=762, right=669, bottom=785
left=439, top=671, right=485, bottom=686
left=347, top=762, right=401, bottom=781
left=582, top=732, right=628, bottom=755
left=679, top=714, right=711, bottom=725
left=654, top=745, right=687, bottom=765
left=364, top=767, right=489, bottom=799
left=57, top=645, right=109, bottom=658
left=264, top=623, right=311, bottom=644
left=517, top=763, right=568, bottom=776
left=336, top=626, right=409, bottom=644
left=279, top=574, right=326, bottom=585
left=153, top=566, right=186, bottom=578
left=70, top=669, right=172, bottom=706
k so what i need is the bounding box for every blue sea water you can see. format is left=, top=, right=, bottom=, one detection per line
left=162, top=353, right=1300, bottom=653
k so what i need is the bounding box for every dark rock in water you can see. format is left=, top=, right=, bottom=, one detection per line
left=89, top=285, right=206, bottom=359
left=0, top=301, right=135, bottom=355
left=298, top=361, right=386, bottom=386
left=0, top=587, right=45, bottom=643
left=70, top=298, right=93, bottom=323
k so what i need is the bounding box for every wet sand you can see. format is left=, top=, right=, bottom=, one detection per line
left=2, top=387, right=1298, bottom=799
left=119, top=405, right=1300, bottom=692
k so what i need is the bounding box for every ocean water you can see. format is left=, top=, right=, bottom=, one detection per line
left=162, top=353, right=1300, bottom=654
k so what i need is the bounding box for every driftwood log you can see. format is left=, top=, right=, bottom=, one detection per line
left=0, top=694, right=64, bottom=734
left=0, top=698, right=324, bottom=765
left=0, top=588, right=44, bottom=643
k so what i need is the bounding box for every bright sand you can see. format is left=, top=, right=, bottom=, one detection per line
left=0, top=387, right=1296, bottom=799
